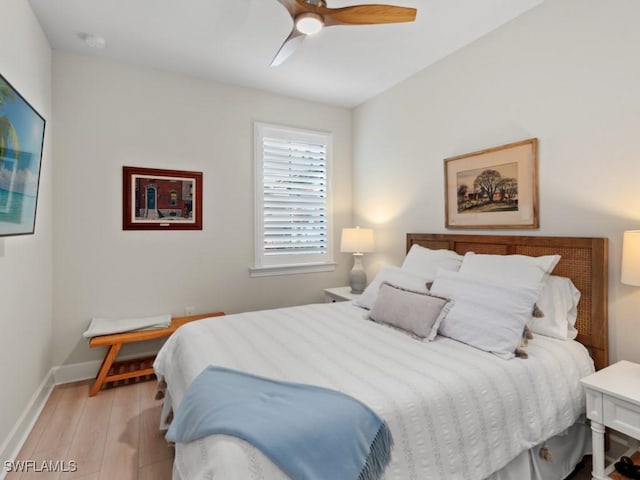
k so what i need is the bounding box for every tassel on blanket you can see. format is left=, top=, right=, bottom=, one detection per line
left=165, top=408, right=174, bottom=425
left=155, top=377, right=167, bottom=400
left=539, top=443, right=553, bottom=463
left=357, top=421, right=394, bottom=480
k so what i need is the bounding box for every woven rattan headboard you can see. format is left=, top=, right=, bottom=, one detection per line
left=407, top=233, right=609, bottom=370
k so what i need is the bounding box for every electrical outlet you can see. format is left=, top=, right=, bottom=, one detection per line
left=185, top=306, right=196, bottom=316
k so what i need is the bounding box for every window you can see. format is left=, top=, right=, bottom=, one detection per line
left=252, top=122, right=334, bottom=276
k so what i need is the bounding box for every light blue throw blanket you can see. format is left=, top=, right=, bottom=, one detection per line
left=166, top=366, right=393, bottom=480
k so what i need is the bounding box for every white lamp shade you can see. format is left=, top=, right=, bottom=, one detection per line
left=621, top=230, right=640, bottom=286
left=340, top=227, right=375, bottom=254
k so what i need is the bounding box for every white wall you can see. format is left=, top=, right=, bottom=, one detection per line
left=353, top=0, right=640, bottom=364
left=52, top=52, right=353, bottom=366
left=0, top=0, right=53, bottom=452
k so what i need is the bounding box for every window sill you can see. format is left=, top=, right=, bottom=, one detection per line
left=249, top=262, right=336, bottom=278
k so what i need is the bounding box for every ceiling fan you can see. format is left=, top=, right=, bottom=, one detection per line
left=271, top=0, right=417, bottom=66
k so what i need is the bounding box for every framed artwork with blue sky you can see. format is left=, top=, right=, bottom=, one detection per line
left=0, top=73, right=46, bottom=237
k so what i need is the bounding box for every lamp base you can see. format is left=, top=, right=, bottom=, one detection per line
left=349, top=254, right=367, bottom=294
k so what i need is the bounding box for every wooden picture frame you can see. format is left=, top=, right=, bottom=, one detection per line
left=122, top=166, right=202, bottom=230
left=444, top=138, right=538, bottom=229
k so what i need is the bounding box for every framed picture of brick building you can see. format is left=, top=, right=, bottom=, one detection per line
left=122, top=166, right=202, bottom=230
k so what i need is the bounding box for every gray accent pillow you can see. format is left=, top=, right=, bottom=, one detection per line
left=369, top=282, right=452, bottom=340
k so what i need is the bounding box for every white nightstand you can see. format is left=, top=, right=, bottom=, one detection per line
left=323, top=286, right=361, bottom=303
left=581, top=360, right=640, bottom=479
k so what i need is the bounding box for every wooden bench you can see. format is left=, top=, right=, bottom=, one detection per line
left=88, top=312, right=224, bottom=396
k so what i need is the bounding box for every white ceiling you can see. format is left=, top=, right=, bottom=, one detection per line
left=28, top=0, right=543, bottom=108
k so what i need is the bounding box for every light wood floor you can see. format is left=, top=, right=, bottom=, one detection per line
left=7, top=380, right=173, bottom=480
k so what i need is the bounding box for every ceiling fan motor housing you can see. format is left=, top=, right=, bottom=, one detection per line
left=296, top=12, right=324, bottom=34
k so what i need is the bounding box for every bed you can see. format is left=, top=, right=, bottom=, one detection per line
left=154, top=233, right=609, bottom=480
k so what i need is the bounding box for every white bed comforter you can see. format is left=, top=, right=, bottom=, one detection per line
left=154, top=301, right=594, bottom=480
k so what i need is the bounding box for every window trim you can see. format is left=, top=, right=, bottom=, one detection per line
left=252, top=122, right=335, bottom=277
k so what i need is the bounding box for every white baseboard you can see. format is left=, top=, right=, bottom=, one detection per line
left=0, top=351, right=160, bottom=479
left=606, top=431, right=636, bottom=463
left=0, top=371, right=54, bottom=480
left=51, top=350, right=160, bottom=385
left=51, top=359, right=101, bottom=385
left=610, top=432, right=633, bottom=448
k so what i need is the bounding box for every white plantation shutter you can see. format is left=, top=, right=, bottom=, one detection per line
left=253, top=123, right=334, bottom=275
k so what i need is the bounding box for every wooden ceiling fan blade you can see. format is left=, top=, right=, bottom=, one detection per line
left=323, top=4, right=417, bottom=26
left=271, top=30, right=305, bottom=66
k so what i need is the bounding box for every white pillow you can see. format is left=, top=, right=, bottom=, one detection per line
left=529, top=275, right=581, bottom=340
left=459, top=252, right=560, bottom=285
left=430, top=270, right=541, bottom=359
left=401, top=244, right=463, bottom=280
left=355, top=266, right=430, bottom=310
left=369, top=282, right=453, bottom=340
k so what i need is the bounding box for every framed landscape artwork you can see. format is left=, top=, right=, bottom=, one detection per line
left=122, top=166, right=203, bottom=230
left=0, top=73, right=46, bottom=237
left=444, top=138, right=539, bottom=229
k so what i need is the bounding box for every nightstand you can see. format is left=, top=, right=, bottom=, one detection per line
left=324, top=286, right=361, bottom=303
left=581, top=360, right=640, bottom=479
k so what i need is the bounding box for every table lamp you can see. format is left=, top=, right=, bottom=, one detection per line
left=341, top=227, right=375, bottom=294
left=622, top=230, right=640, bottom=286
